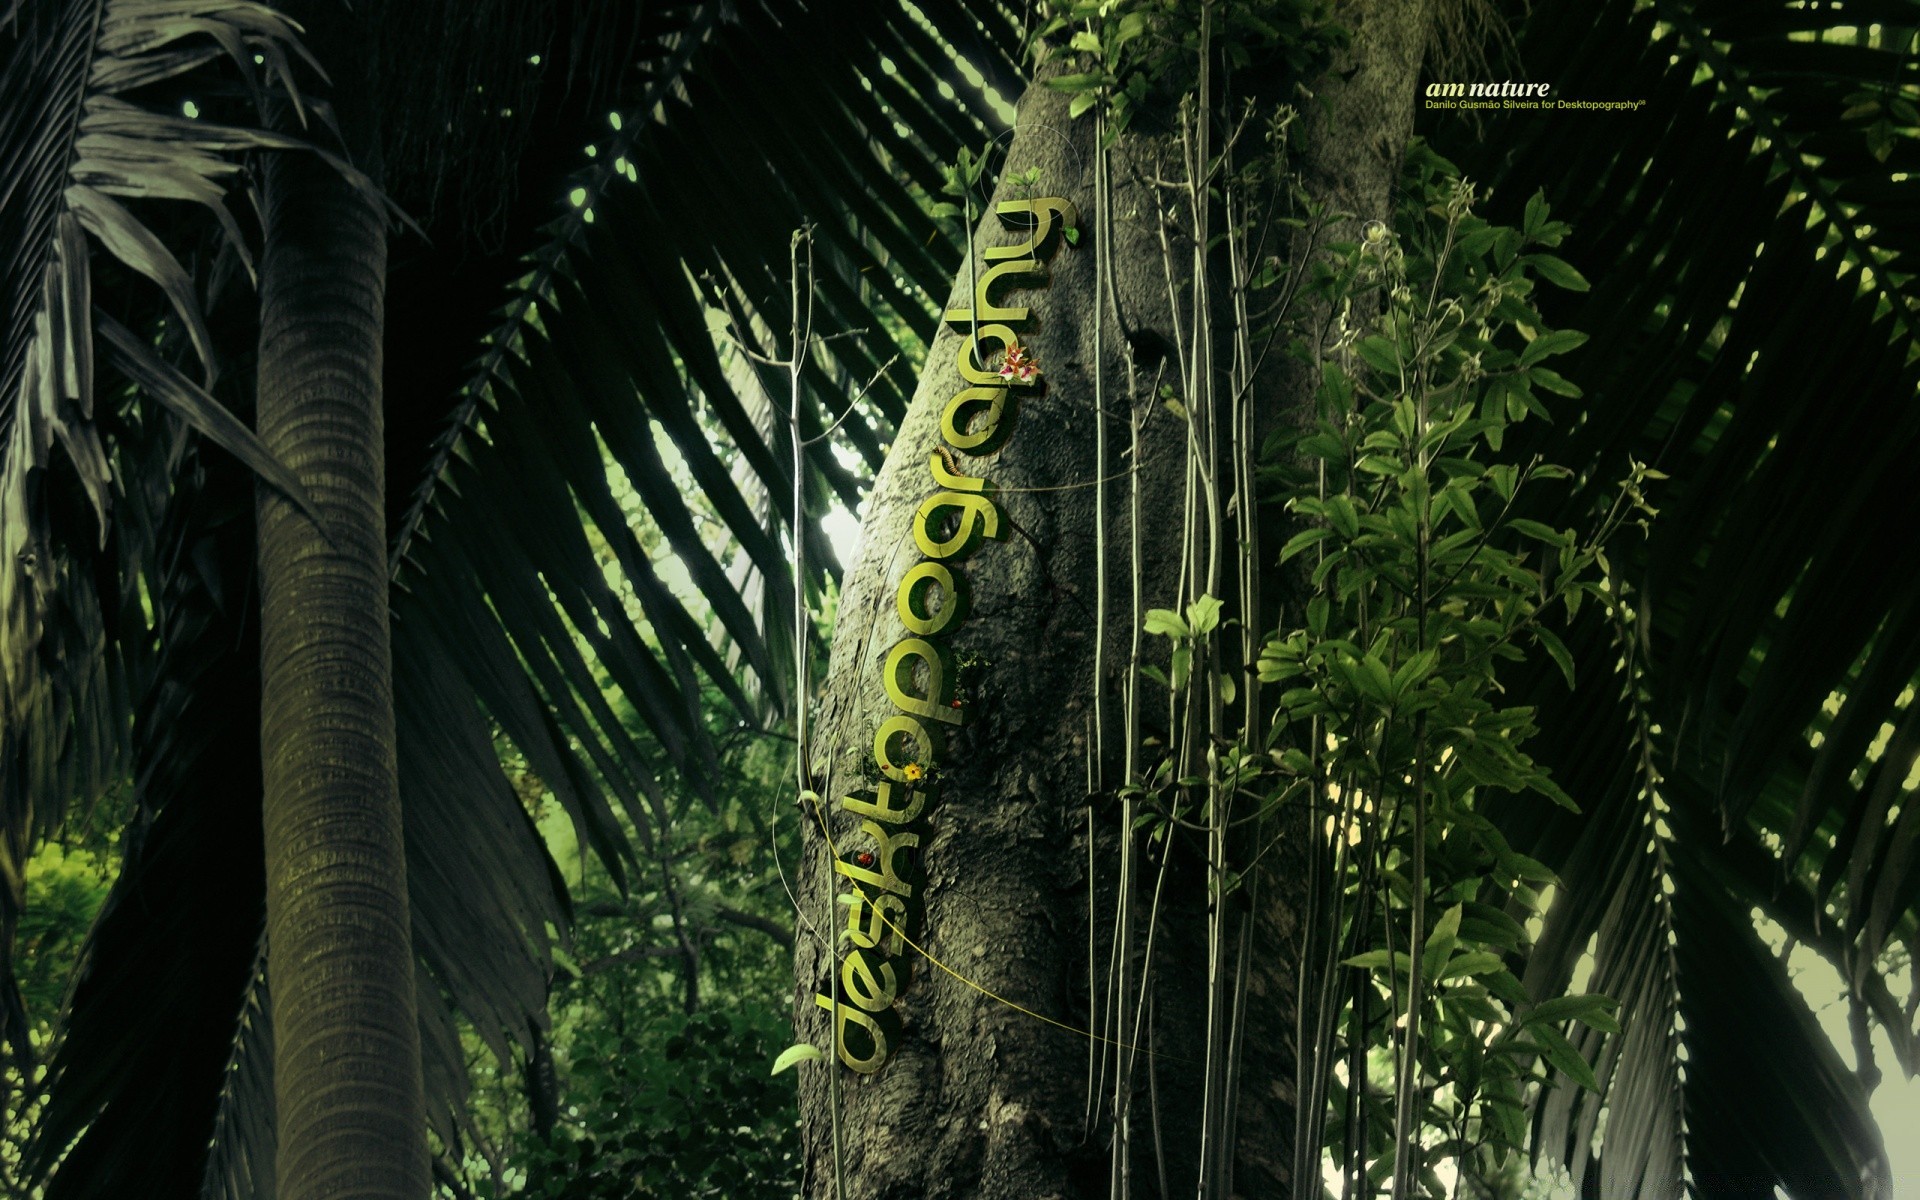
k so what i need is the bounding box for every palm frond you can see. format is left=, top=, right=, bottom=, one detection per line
left=0, top=0, right=343, bottom=1067
left=1442, top=0, right=1920, bottom=1191
left=386, top=0, right=1018, bottom=876
left=24, top=440, right=266, bottom=1195
left=198, top=943, right=273, bottom=1200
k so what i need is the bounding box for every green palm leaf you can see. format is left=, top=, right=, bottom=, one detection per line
left=386, top=0, right=1017, bottom=870
left=1445, top=0, right=1920, bottom=1192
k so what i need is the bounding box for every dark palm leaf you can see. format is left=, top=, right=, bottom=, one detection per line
left=24, top=437, right=266, bottom=1196
left=1443, top=0, right=1920, bottom=1192
left=385, top=0, right=1018, bottom=870
left=0, top=0, right=348, bottom=1069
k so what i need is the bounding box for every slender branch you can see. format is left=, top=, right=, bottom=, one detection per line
left=715, top=904, right=796, bottom=950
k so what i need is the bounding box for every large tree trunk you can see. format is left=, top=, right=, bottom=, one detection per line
left=797, top=8, right=1426, bottom=1199
left=252, top=109, right=429, bottom=1200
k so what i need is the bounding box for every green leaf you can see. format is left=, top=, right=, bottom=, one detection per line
left=1518, top=328, right=1588, bottom=367
left=1528, top=366, right=1582, bottom=398
left=1144, top=608, right=1190, bottom=639
left=1186, top=594, right=1223, bottom=637
left=1438, top=950, right=1508, bottom=981
left=1523, top=253, right=1590, bottom=293
left=1504, top=853, right=1558, bottom=885
left=1482, top=967, right=1531, bottom=1008
left=1391, top=648, right=1437, bottom=699
left=1325, top=494, right=1360, bottom=539
left=96, top=314, right=324, bottom=526
left=1523, top=189, right=1549, bottom=238
left=1279, top=526, right=1336, bottom=563
left=1321, top=360, right=1353, bottom=410
left=1459, top=904, right=1529, bottom=950
left=1356, top=654, right=1395, bottom=704
left=1344, top=949, right=1413, bottom=973
left=1423, top=903, right=1464, bottom=978
left=1528, top=773, right=1580, bottom=813
left=1044, top=72, right=1107, bottom=93
left=1508, top=518, right=1570, bottom=547
left=1524, top=993, right=1621, bottom=1034
left=771, top=1043, right=825, bottom=1075
left=1355, top=334, right=1401, bottom=375
left=1531, top=1023, right=1600, bottom=1091
left=1535, top=626, right=1576, bottom=691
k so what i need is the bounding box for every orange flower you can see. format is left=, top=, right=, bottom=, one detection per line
left=998, top=343, right=1040, bottom=384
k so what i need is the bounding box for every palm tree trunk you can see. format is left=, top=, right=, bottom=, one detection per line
left=252, top=140, right=428, bottom=1198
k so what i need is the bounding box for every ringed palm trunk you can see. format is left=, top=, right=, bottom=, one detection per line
left=797, top=7, right=1426, bottom=1198
left=252, top=139, right=429, bottom=1196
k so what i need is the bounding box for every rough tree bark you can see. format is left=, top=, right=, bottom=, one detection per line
left=796, top=6, right=1427, bottom=1199
left=252, top=25, right=429, bottom=1199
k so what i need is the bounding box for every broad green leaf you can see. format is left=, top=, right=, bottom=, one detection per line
left=1524, top=993, right=1621, bottom=1034
left=1518, top=328, right=1588, bottom=367
left=1423, top=903, right=1464, bottom=978
left=1508, top=518, right=1570, bottom=547
left=1344, top=949, right=1413, bottom=973
left=1528, top=366, right=1582, bottom=397
left=1392, top=648, right=1437, bottom=699
left=1144, top=608, right=1190, bottom=638
left=1504, top=852, right=1558, bottom=885
left=1438, top=950, right=1508, bottom=981
left=1356, top=654, right=1394, bottom=704
left=1523, top=189, right=1549, bottom=237
left=1459, top=903, right=1529, bottom=950
left=1528, top=773, right=1580, bottom=813
left=1534, top=626, right=1576, bottom=691
left=1321, top=360, right=1353, bottom=409
left=1186, top=594, right=1223, bottom=637
left=1530, top=1023, right=1600, bottom=1091
left=771, top=1043, right=825, bottom=1075
left=1482, top=968, right=1531, bottom=1008
left=1043, top=71, right=1107, bottom=92
left=1356, top=334, right=1401, bottom=375
left=1523, top=253, right=1590, bottom=292
left=1325, top=494, right=1360, bottom=538
left=1279, top=526, right=1336, bottom=563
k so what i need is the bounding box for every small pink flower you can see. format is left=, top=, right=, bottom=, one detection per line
left=998, top=343, right=1040, bottom=384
